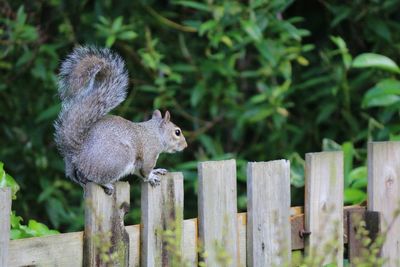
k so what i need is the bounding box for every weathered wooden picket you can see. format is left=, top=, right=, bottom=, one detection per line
left=1, top=141, right=400, bottom=267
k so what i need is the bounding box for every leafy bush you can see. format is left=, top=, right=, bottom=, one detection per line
left=1, top=0, right=400, bottom=232
left=0, top=162, right=58, bottom=239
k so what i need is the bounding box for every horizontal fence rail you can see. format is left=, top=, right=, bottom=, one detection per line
left=5, top=206, right=376, bottom=267
left=2, top=141, right=399, bottom=267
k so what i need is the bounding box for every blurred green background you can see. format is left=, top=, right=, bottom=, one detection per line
left=1, top=0, right=400, bottom=235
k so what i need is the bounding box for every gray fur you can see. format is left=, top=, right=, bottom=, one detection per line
left=54, top=46, right=187, bottom=193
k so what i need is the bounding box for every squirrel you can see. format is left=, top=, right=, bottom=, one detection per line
left=54, top=46, right=187, bottom=195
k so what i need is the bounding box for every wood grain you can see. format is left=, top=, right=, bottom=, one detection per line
left=305, top=152, right=344, bottom=267
left=247, top=160, right=291, bottom=266
left=126, top=224, right=140, bottom=267
left=8, top=225, right=138, bottom=267
left=0, top=187, right=11, bottom=267
left=368, top=141, right=400, bottom=267
left=198, top=159, right=238, bottom=267
left=84, top=182, right=130, bottom=267
left=8, top=231, right=83, bottom=266
left=141, top=172, right=184, bottom=267
left=237, top=213, right=247, bottom=267
left=182, top=218, right=198, bottom=266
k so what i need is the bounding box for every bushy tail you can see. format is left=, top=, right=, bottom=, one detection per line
left=54, top=46, right=128, bottom=159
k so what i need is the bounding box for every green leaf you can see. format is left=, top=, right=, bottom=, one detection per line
left=248, top=108, right=273, bottom=122
left=190, top=83, right=205, bottom=107
left=330, top=36, right=352, bottom=68
left=10, top=229, right=23, bottom=240
left=106, top=35, right=116, bottom=47
left=349, top=166, right=367, bottom=181
left=362, top=79, right=400, bottom=108
left=38, top=185, right=56, bottom=203
left=199, top=20, right=217, bottom=36
left=240, top=20, right=262, bottom=42
left=16, top=51, right=34, bottom=68
left=291, top=167, right=304, bottom=187
left=342, top=142, right=354, bottom=187
left=352, top=53, right=400, bottom=73
left=351, top=177, right=367, bottom=189
left=111, top=16, right=123, bottom=32
left=19, top=224, right=36, bottom=237
left=10, top=212, right=23, bottom=228
left=28, top=220, right=59, bottom=236
left=199, top=135, right=217, bottom=157
left=98, top=16, right=109, bottom=25
left=390, top=134, right=400, bottom=141
left=174, top=1, right=211, bottom=12
left=35, top=103, right=61, bottom=123
left=316, top=103, right=336, bottom=124
left=330, top=36, right=347, bottom=51
left=367, top=17, right=392, bottom=42
left=344, top=188, right=366, bottom=205
left=364, top=95, right=400, bottom=108
left=16, top=6, right=27, bottom=25
left=322, top=138, right=341, bottom=151
left=349, top=166, right=367, bottom=189
left=221, top=35, right=233, bottom=47
left=289, top=153, right=305, bottom=188
left=249, top=93, right=268, bottom=104
left=0, top=162, right=20, bottom=199
left=118, top=31, right=137, bottom=40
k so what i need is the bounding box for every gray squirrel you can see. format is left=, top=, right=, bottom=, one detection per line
left=54, top=46, right=187, bottom=195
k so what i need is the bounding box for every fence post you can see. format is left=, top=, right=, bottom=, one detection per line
left=247, top=160, right=291, bottom=267
left=0, top=187, right=11, bottom=267
left=368, top=141, right=400, bottom=266
left=141, top=172, right=184, bottom=267
left=305, top=152, right=344, bottom=267
left=198, top=159, right=239, bottom=266
left=84, top=182, right=130, bottom=267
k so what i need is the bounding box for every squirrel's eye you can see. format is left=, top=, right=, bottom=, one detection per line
left=175, top=129, right=181, bottom=136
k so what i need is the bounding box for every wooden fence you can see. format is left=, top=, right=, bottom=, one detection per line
left=1, top=141, right=400, bottom=266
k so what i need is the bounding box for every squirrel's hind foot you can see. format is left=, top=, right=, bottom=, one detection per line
left=102, top=183, right=114, bottom=195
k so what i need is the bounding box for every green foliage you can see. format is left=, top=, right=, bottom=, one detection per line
left=352, top=53, right=400, bottom=74
left=0, top=162, right=19, bottom=200
left=94, top=16, right=138, bottom=47
left=362, top=79, right=400, bottom=108
left=1, top=0, right=400, bottom=232
left=0, top=162, right=59, bottom=239
left=10, top=212, right=59, bottom=239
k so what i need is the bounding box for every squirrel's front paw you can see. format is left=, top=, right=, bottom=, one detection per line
left=146, top=169, right=167, bottom=187
left=153, top=168, right=167, bottom=175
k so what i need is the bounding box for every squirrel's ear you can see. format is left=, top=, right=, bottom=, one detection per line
left=164, top=111, right=171, bottom=122
left=152, top=110, right=162, bottom=119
